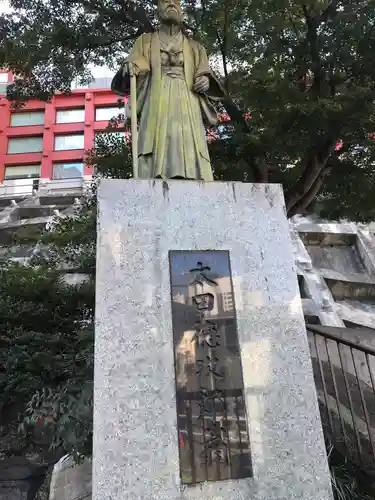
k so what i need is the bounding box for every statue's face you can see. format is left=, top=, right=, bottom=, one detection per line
left=158, top=0, right=182, bottom=24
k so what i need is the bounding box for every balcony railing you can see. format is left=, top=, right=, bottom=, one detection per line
left=0, top=176, right=93, bottom=201
left=307, top=324, right=375, bottom=477
left=0, top=178, right=37, bottom=197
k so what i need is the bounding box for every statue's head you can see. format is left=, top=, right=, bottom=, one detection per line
left=156, top=0, right=182, bottom=25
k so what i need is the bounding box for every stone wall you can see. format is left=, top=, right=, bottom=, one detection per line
left=291, top=215, right=375, bottom=330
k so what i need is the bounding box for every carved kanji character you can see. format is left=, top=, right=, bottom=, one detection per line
left=189, top=261, right=218, bottom=287
left=196, top=356, right=224, bottom=380
left=192, top=320, right=220, bottom=347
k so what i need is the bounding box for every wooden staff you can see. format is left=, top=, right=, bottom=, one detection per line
left=129, top=64, right=138, bottom=178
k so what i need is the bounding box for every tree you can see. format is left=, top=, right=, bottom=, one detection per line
left=1, top=0, right=375, bottom=219
left=0, top=189, right=96, bottom=490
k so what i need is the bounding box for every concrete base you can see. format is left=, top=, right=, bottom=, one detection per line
left=94, top=179, right=333, bottom=500
left=48, top=456, right=91, bottom=500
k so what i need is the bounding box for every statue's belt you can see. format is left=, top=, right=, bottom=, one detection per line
left=162, top=66, right=184, bottom=79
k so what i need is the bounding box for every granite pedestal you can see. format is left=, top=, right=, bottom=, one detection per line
left=94, top=179, right=333, bottom=500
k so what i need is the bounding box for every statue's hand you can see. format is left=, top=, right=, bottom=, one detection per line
left=193, top=75, right=210, bottom=94
left=122, top=61, right=140, bottom=78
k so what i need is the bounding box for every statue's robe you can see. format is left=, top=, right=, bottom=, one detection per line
left=111, top=31, right=225, bottom=180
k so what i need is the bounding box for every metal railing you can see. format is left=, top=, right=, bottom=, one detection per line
left=0, top=178, right=36, bottom=197
left=0, top=177, right=94, bottom=201
left=307, top=324, right=375, bottom=476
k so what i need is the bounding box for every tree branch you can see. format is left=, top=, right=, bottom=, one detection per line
left=302, top=4, right=322, bottom=95
left=219, top=95, right=269, bottom=182
left=285, top=136, right=337, bottom=214
left=286, top=11, right=303, bottom=42
left=221, top=0, right=230, bottom=91
left=76, top=32, right=142, bottom=50
left=319, top=0, right=341, bottom=23
left=250, top=155, right=268, bottom=183
left=108, top=0, right=155, bottom=31
left=287, top=164, right=332, bottom=217
left=69, top=0, right=154, bottom=32
left=284, top=84, right=375, bottom=216
left=216, top=30, right=229, bottom=90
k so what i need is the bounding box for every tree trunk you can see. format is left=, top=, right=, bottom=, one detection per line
left=285, top=139, right=336, bottom=217
left=287, top=164, right=332, bottom=217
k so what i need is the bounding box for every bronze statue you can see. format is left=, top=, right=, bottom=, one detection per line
left=111, top=0, right=225, bottom=181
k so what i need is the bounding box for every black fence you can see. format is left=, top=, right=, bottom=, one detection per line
left=307, top=325, right=375, bottom=476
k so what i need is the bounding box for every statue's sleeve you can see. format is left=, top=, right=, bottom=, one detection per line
left=111, top=35, right=150, bottom=96
left=195, top=44, right=226, bottom=101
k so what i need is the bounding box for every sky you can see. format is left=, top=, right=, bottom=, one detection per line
left=0, top=0, right=11, bottom=13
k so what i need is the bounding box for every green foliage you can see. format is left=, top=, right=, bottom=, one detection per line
left=0, top=120, right=132, bottom=462
left=38, top=210, right=96, bottom=272
left=331, top=464, right=373, bottom=500
left=86, top=117, right=133, bottom=180
left=0, top=198, right=96, bottom=460
left=328, top=446, right=374, bottom=500
left=317, top=143, right=375, bottom=221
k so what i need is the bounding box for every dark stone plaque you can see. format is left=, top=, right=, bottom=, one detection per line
left=169, top=251, right=252, bottom=484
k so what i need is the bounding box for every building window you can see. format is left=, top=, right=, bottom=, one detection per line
left=54, top=134, right=84, bottom=151
left=0, top=73, right=7, bottom=95
left=89, top=77, right=112, bottom=89
left=7, top=136, right=43, bottom=154
left=95, top=106, right=123, bottom=121
left=53, top=162, right=84, bottom=179
left=0, top=73, right=7, bottom=93
left=4, top=164, right=40, bottom=180
left=71, top=76, right=112, bottom=90
left=10, top=110, right=45, bottom=127
left=222, top=292, right=234, bottom=311
left=56, top=108, right=85, bottom=124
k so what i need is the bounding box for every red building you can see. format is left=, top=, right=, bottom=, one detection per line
left=0, top=70, right=126, bottom=191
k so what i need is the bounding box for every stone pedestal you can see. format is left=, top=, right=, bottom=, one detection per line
left=48, top=456, right=92, bottom=500
left=94, top=179, right=333, bottom=500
